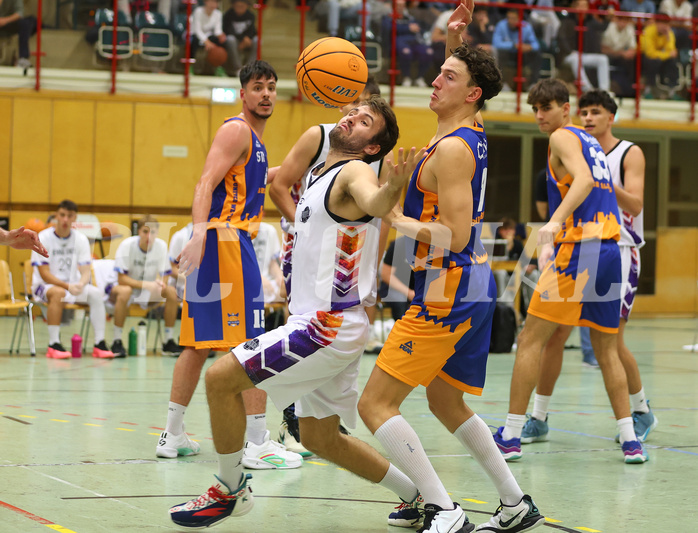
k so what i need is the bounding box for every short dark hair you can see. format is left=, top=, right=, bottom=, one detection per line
left=363, top=74, right=381, bottom=98
left=57, top=199, right=78, bottom=213
left=239, top=60, right=278, bottom=87
left=527, top=78, right=569, bottom=107
left=450, top=43, right=503, bottom=110
left=579, top=89, right=618, bottom=115
left=363, top=95, right=399, bottom=163
left=137, top=215, right=159, bottom=231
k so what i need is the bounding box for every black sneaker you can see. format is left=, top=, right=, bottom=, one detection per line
left=111, top=339, right=127, bottom=358
left=162, top=339, right=183, bottom=357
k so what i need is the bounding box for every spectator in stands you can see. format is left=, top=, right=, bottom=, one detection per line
left=118, top=0, right=173, bottom=25
left=658, top=0, right=693, bottom=50
left=378, top=236, right=414, bottom=322
left=0, top=0, right=37, bottom=71
left=524, top=0, right=560, bottom=49
left=463, top=5, right=494, bottom=54
left=589, top=0, right=620, bottom=20
left=557, top=0, right=610, bottom=91
left=30, top=200, right=114, bottom=360
left=619, top=0, right=655, bottom=15
left=382, top=0, right=433, bottom=87
left=492, top=7, right=542, bottom=91
left=191, top=0, right=227, bottom=69
left=109, top=215, right=181, bottom=357
left=602, top=14, right=638, bottom=96
left=223, top=0, right=258, bottom=76
left=641, top=12, right=681, bottom=99
left=327, top=0, right=372, bottom=38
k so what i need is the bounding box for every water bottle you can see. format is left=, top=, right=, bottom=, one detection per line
left=71, top=334, right=82, bottom=358
left=137, top=320, right=147, bottom=356
left=128, top=328, right=137, bottom=356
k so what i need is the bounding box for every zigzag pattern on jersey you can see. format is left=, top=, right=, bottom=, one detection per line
left=243, top=311, right=343, bottom=384
left=331, top=226, right=367, bottom=311
left=621, top=210, right=643, bottom=246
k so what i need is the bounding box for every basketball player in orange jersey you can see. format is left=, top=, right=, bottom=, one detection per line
left=493, top=79, right=649, bottom=465
left=0, top=227, right=47, bottom=257
left=155, top=61, right=302, bottom=471
left=169, top=96, right=433, bottom=530
left=358, top=2, right=544, bottom=532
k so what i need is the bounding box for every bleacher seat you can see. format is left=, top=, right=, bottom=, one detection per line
left=95, top=8, right=134, bottom=61
left=135, top=11, right=174, bottom=62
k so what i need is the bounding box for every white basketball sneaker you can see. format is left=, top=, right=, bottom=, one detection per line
left=420, top=503, right=474, bottom=533
left=242, top=430, right=303, bottom=469
left=156, top=426, right=201, bottom=458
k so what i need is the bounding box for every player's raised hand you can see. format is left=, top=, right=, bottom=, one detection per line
left=384, top=147, right=427, bottom=191
left=448, top=0, right=474, bottom=34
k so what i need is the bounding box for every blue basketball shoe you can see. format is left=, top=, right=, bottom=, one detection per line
left=388, top=493, right=423, bottom=528
left=614, top=400, right=658, bottom=443
left=493, top=427, right=522, bottom=462
left=621, top=440, right=649, bottom=464
left=169, top=474, right=254, bottom=529
left=520, top=416, right=549, bottom=444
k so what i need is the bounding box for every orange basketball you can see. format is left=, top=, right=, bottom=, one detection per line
left=25, top=218, right=46, bottom=233
left=207, top=46, right=228, bottom=67
left=296, top=37, right=368, bottom=109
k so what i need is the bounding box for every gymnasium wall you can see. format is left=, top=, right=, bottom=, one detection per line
left=1, top=89, right=696, bottom=315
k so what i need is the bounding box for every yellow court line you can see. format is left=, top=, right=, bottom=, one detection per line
left=46, top=524, right=78, bottom=532
left=51, top=419, right=69, bottom=423
left=83, top=423, right=102, bottom=427
left=19, top=415, right=37, bottom=419
left=305, top=461, right=329, bottom=466
left=462, top=498, right=487, bottom=504
left=545, top=517, right=563, bottom=523
left=575, top=528, right=602, bottom=532
left=148, top=432, right=161, bottom=436
left=117, top=428, right=135, bottom=432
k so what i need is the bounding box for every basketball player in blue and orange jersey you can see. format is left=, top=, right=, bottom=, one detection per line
left=155, top=60, right=302, bottom=471
left=359, top=2, right=544, bottom=532
left=493, top=79, right=649, bottom=465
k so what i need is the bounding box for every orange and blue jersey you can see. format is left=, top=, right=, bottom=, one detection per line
left=403, top=123, right=489, bottom=270
left=547, top=125, right=621, bottom=243
left=207, top=116, right=268, bottom=237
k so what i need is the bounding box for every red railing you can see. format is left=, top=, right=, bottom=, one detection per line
left=25, top=0, right=697, bottom=122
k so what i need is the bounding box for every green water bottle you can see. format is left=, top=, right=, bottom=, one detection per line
left=128, top=328, right=138, bottom=356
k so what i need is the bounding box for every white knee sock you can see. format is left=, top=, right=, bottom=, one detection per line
left=113, top=326, right=123, bottom=341
left=454, top=415, right=524, bottom=506
left=165, top=327, right=174, bottom=342
left=48, top=325, right=60, bottom=345
left=374, top=415, right=452, bottom=510
left=531, top=394, right=551, bottom=421
left=165, top=401, right=187, bottom=435
left=617, top=417, right=635, bottom=444
left=86, top=285, right=106, bottom=343
left=630, top=388, right=649, bottom=414
left=246, top=414, right=267, bottom=445
left=217, top=449, right=244, bottom=491
left=378, top=463, right=419, bottom=503
left=502, top=414, right=526, bottom=441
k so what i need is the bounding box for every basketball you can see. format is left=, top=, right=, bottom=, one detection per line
left=207, top=46, right=228, bottom=67
left=296, top=37, right=368, bottom=109
left=24, top=218, right=46, bottom=233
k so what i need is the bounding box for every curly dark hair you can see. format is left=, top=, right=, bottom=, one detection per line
left=449, top=43, right=503, bottom=110
left=527, top=79, right=569, bottom=107
left=579, top=89, right=618, bottom=115
left=239, top=60, right=278, bottom=87
left=363, top=95, right=400, bottom=163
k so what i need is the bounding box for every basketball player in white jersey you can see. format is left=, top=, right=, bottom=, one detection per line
left=169, top=96, right=428, bottom=530
left=520, top=89, right=657, bottom=446
left=30, top=200, right=114, bottom=359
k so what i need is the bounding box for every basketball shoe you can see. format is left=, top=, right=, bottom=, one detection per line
left=388, top=493, right=423, bottom=528
left=110, top=339, right=127, bottom=358
left=156, top=426, right=201, bottom=458
left=169, top=474, right=254, bottom=529
left=475, top=495, right=544, bottom=532
left=621, top=440, right=649, bottom=464
left=419, top=503, right=474, bottom=533
left=520, top=416, right=548, bottom=444
left=493, top=427, right=523, bottom=461
left=161, top=339, right=183, bottom=357
left=242, top=430, right=303, bottom=469
left=614, top=401, right=658, bottom=443
left=279, top=419, right=312, bottom=457
left=92, top=341, right=115, bottom=359
left=46, top=343, right=71, bottom=359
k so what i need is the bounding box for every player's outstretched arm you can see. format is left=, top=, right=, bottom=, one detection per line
left=446, top=0, right=473, bottom=58
left=0, top=227, right=48, bottom=257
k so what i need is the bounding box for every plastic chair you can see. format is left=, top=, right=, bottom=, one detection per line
left=95, top=8, right=134, bottom=61
left=0, top=260, right=36, bottom=356
left=136, top=12, right=174, bottom=62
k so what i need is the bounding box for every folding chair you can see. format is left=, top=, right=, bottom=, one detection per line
left=0, top=260, right=36, bottom=356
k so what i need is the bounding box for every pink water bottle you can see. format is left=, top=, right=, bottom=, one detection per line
left=71, top=334, right=82, bottom=358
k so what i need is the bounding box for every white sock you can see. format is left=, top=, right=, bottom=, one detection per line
left=86, top=285, right=106, bottom=343
left=454, top=415, right=524, bottom=506
left=378, top=463, right=419, bottom=503
left=531, top=394, right=551, bottom=421
left=502, top=414, right=526, bottom=441
left=113, top=326, right=123, bottom=341
left=246, top=414, right=267, bottom=445
left=165, top=327, right=174, bottom=342
left=165, top=402, right=187, bottom=435
left=48, top=325, right=60, bottom=345
left=617, top=417, right=635, bottom=444
left=217, top=449, right=244, bottom=491
left=374, top=415, right=452, bottom=510
left=630, top=388, right=649, bottom=414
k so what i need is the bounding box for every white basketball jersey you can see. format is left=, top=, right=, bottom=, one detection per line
left=289, top=160, right=380, bottom=315
left=606, top=140, right=644, bottom=248
left=114, top=236, right=171, bottom=283
left=31, top=228, right=92, bottom=291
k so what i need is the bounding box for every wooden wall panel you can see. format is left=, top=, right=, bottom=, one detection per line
left=0, top=99, right=11, bottom=203
left=11, top=99, right=52, bottom=204
left=132, top=103, right=208, bottom=208
left=94, top=102, right=134, bottom=207
left=50, top=100, right=95, bottom=205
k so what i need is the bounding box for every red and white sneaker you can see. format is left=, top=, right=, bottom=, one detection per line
left=92, top=340, right=115, bottom=358
left=47, top=343, right=71, bottom=359
left=169, top=474, right=254, bottom=529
